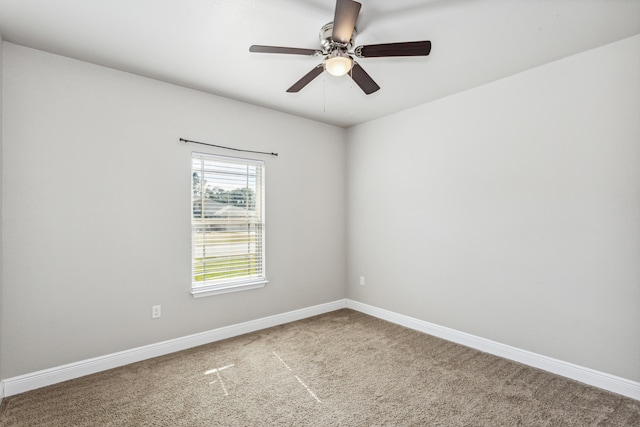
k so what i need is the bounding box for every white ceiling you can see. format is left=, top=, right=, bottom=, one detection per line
left=0, top=0, right=638, bottom=128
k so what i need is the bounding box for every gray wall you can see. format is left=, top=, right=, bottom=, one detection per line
left=0, top=34, right=4, bottom=388
left=347, top=35, right=640, bottom=382
left=1, top=43, right=347, bottom=377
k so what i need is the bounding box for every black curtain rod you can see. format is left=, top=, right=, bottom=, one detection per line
left=180, top=138, right=278, bottom=157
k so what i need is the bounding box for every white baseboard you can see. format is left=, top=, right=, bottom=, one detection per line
left=345, top=299, right=640, bottom=401
left=2, top=298, right=638, bottom=401
left=1, top=299, right=348, bottom=397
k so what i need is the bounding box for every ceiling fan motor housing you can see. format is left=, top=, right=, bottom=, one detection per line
left=320, top=22, right=357, bottom=52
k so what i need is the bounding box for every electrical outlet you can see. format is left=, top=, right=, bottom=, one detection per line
left=359, top=276, right=365, bottom=286
left=152, top=305, right=161, bottom=319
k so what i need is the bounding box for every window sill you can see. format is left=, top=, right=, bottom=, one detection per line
left=191, top=280, right=268, bottom=298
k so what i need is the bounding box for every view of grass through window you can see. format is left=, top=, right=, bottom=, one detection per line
left=191, top=153, right=265, bottom=289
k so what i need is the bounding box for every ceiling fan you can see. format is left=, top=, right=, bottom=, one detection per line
left=249, top=0, right=431, bottom=95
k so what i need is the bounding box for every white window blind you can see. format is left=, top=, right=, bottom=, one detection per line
left=191, top=152, right=266, bottom=296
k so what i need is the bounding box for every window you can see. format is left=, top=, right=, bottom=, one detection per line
left=191, top=152, right=266, bottom=297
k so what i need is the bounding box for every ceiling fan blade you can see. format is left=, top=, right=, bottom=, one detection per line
left=349, top=62, right=380, bottom=95
left=250, top=45, right=322, bottom=56
left=286, top=64, right=325, bottom=93
left=354, top=41, right=432, bottom=58
left=332, top=0, right=361, bottom=45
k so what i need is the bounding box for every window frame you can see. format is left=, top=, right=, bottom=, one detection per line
left=190, top=152, right=267, bottom=298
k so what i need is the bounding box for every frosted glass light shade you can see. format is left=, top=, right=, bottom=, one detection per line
left=325, top=55, right=353, bottom=76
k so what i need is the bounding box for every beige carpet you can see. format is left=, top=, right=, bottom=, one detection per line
left=1, top=309, right=638, bottom=426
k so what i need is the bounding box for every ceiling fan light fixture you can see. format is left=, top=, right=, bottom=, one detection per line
left=325, top=51, right=353, bottom=76
left=249, top=0, right=431, bottom=95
